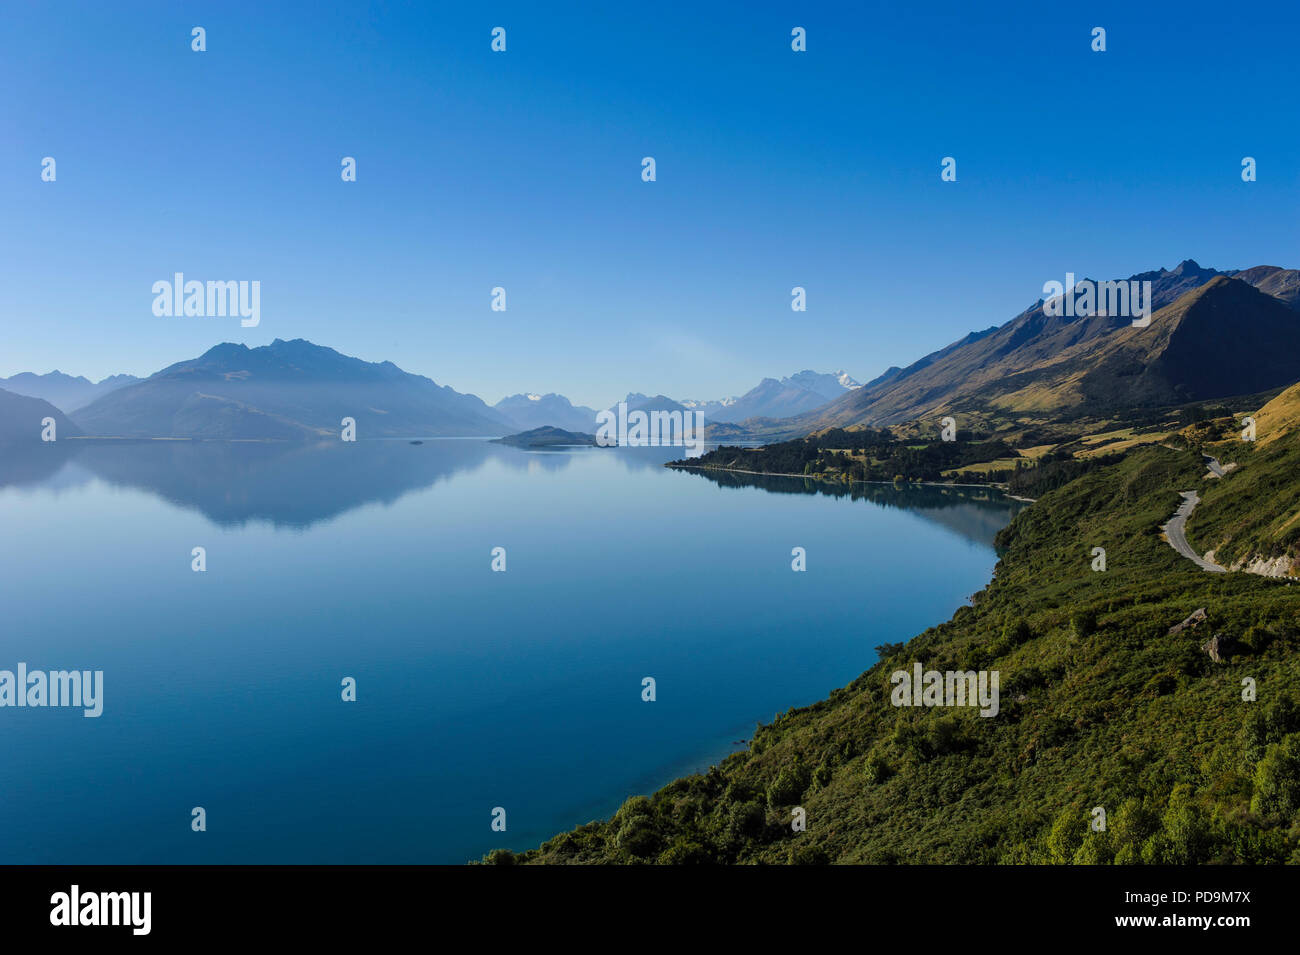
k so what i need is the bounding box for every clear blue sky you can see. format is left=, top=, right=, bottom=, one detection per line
left=3, top=0, right=1298, bottom=407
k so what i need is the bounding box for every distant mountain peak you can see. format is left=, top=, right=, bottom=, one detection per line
left=0, top=369, right=140, bottom=414
left=74, top=340, right=511, bottom=438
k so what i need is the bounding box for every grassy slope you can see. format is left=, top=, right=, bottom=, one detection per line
left=1186, top=383, right=1300, bottom=569
left=501, top=444, right=1300, bottom=865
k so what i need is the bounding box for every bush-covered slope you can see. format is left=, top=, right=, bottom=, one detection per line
left=499, top=445, right=1300, bottom=864
left=1186, top=384, right=1300, bottom=571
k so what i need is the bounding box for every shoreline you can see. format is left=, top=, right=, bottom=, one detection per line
left=667, top=462, right=1031, bottom=497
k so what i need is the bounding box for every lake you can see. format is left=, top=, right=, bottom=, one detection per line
left=0, top=438, right=1025, bottom=863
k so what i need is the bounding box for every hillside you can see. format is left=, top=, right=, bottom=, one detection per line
left=73, top=339, right=512, bottom=438
left=502, top=438, right=1300, bottom=864
left=0, top=387, right=82, bottom=443
left=492, top=426, right=598, bottom=448
left=730, top=261, right=1300, bottom=438
left=1183, top=382, right=1300, bottom=575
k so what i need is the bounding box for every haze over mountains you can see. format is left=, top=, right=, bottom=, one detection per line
left=0, top=335, right=859, bottom=441
left=0, top=389, right=80, bottom=443
left=68, top=339, right=514, bottom=439
left=493, top=393, right=600, bottom=434
left=0, top=371, right=140, bottom=413
left=681, top=370, right=862, bottom=422
left=4, top=259, right=1299, bottom=442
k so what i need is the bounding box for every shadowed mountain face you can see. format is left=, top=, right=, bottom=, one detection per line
left=0, top=371, right=139, bottom=413
left=737, top=261, right=1300, bottom=435
left=0, top=387, right=82, bottom=444
left=1233, top=265, right=1300, bottom=309
left=72, top=339, right=513, bottom=438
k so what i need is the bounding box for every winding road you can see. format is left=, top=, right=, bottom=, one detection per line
left=1161, top=455, right=1229, bottom=573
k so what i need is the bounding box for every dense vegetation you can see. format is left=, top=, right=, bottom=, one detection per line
left=1005, top=451, right=1122, bottom=498
left=492, top=442, right=1300, bottom=864
left=1187, top=397, right=1300, bottom=569
left=672, top=429, right=1015, bottom=484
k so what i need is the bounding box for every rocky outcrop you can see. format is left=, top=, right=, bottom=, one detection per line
left=1167, top=607, right=1208, bottom=637
left=1228, top=554, right=1297, bottom=578
left=1200, top=633, right=1237, bottom=664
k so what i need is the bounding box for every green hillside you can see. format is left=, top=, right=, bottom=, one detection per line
left=1185, top=382, right=1300, bottom=573
left=496, top=443, right=1300, bottom=864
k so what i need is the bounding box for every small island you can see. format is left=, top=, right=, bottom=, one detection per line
left=492, top=426, right=601, bottom=449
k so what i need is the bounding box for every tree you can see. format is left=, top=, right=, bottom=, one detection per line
left=1251, top=734, right=1300, bottom=819
left=1045, top=806, right=1084, bottom=864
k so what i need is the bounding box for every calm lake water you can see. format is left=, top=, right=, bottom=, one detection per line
left=0, top=438, right=1024, bottom=863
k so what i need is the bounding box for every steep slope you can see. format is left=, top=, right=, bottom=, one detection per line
left=747, top=262, right=1298, bottom=435
left=0, top=387, right=82, bottom=443
left=1234, top=265, right=1300, bottom=309
left=73, top=339, right=512, bottom=438
left=1058, top=276, right=1300, bottom=411
left=507, top=444, right=1300, bottom=865
left=1184, top=381, right=1300, bottom=574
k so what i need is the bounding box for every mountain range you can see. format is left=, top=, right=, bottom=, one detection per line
left=680, top=370, right=862, bottom=422
left=0, top=371, right=140, bottom=413
left=725, top=260, right=1300, bottom=437
left=71, top=339, right=514, bottom=439
left=494, top=393, right=601, bottom=434
left=6, top=260, right=1299, bottom=442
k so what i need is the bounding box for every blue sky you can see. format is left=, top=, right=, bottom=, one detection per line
left=3, top=0, right=1299, bottom=407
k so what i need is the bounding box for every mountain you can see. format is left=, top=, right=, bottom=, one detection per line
left=72, top=339, right=513, bottom=438
left=1233, top=265, right=1300, bottom=309
left=0, top=387, right=82, bottom=443
left=494, top=393, right=600, bottom=433
left=782, top=369, right=862, bottom=402
left=0, top=371, right=140, bottom=413
left=612, top=393, right=692, bottom=415
left=680, top=370, right=861, bottom=423
left=752, top=261, right=1300, bottom=435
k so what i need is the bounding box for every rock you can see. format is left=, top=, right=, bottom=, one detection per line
left=1167, top=607, right=1208, bottom=636
left=1201, top=632, right=1237, bottom=664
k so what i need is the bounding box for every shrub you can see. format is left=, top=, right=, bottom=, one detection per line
left=1251, top=734, right=1300, bottom=818
left=767, top=766, right=808, bottom=806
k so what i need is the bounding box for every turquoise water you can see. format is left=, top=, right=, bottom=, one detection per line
left=0, top=439, right=1023, bottom=863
